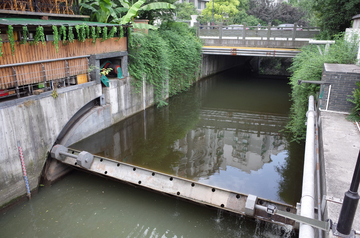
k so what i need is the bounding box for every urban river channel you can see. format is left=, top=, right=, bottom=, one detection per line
left=0, top=66, right=304, bottom=237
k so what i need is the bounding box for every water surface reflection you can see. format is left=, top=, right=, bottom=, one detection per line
left=72, top=68, right=303, bottom=205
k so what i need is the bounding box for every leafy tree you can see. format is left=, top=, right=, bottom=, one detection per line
left=230, top=9, right=262, bottom=26
left=236, top=0, right=249, bottom=11
left=276, top=3, right=307, bottom=26
left=289, top=0, right=317, bottom=26
left=248, top=0, right=280, bottom=24
left=248, top=0, right=306, bottom=26
left=175, top=2, right=198, bottom=20
left=313, top=0, right=360, bottom=39
left=201, top=0, right=240, bottom=23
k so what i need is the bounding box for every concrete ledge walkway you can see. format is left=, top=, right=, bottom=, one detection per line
left=320, top=111, right=360, bottom=237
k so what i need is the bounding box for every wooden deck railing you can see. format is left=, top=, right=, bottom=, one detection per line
left=0, top=37, right=127, bottom=97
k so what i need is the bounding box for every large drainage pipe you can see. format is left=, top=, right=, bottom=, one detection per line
left=299, top=95, right=316, bottom=238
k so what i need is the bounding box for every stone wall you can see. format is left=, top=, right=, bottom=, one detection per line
left=320, top=63, right=360, bottom=112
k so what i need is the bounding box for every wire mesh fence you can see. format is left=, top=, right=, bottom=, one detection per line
left=0, top=58, right=91, bottom=100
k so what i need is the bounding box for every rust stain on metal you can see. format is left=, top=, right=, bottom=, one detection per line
left=231, top=48, right=237, bottom=55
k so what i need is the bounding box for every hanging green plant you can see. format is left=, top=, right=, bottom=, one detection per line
left=59, top=25, right=67, bottom=43
left=101, top=27, right=108, bottom=42
left=52, top=26, right=59, bottom=53
left=68, top=26, right=75, bottom=43
left=85, top=24, right=90, bottom=40
left=33, top=26, right=45, bottom=46
left=75, top=25, right=80, bottom=38
left=7, top=25, right=15, bottom=55
left=91, top=26, right=96, bottom=45
left=75, top=24, right=86, bottom=42
left=96, top=26, right=101, bottom=38
left=0, top=30, right=3, bottom=57
left=119, top=26, right=124, bottom=39
left=108, top=26, right=117, bottom=39
left=20, top=26, right=29, bottom=45
left=80, top=25, right=86, bottom=42
left=127, top=27, right=132, bottom=43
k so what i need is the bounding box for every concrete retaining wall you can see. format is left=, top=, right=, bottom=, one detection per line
left=320, top=63, right=360, bottom=112
left=0, top=82, right=102, bottom=207
left=0, top=53, right=244, bottom=209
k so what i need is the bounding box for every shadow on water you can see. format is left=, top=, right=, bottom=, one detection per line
left=72, top=65, right=304, bottom=206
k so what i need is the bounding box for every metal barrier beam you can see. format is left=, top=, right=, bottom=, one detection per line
left=202, top=47, right=300, bottom=58
left=50, top=144, right=298, bottom=229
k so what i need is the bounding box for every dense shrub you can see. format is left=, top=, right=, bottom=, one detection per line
left=128, top=22, right=202, bottom=107
left=287, top=34, right=359, bottom=141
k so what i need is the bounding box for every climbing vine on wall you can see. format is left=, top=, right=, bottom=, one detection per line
left=160, top=22, right=202, bottom=97
left=7, top=25, right=15, bottom=55
left=128, top=22, right=202, bottom=107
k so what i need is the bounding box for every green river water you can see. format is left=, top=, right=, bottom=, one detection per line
left=0, top=66, right=304, bottom=237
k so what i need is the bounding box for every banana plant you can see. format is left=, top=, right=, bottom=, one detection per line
left=119, top=0, right=176, bottom=29
left=80, top=0, right=126, bottom=23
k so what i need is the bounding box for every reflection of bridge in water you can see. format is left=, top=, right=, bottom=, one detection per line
left=199, top=108, right=288, bottom=135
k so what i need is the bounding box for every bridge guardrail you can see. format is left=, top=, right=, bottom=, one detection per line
left=198, top=24, right=320, bottom=41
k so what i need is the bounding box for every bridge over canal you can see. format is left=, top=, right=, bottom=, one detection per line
left=199, top=24, right=324, bottom=57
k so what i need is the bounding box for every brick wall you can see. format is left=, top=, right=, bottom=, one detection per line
left=320, top=63, right=360, bottom=112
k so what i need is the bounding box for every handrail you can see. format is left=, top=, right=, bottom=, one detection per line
left=299, top=95, right=316, bottom=238
left=0, top=55, right=90, bottom=68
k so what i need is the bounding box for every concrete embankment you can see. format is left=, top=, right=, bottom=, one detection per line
left=317, top=64, right=360, bottom=237
left=319, top=112, right=360, bottom=236
left=0, top=82, right=102, bottom=208
left=0, top=54, right=244, bottom=209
